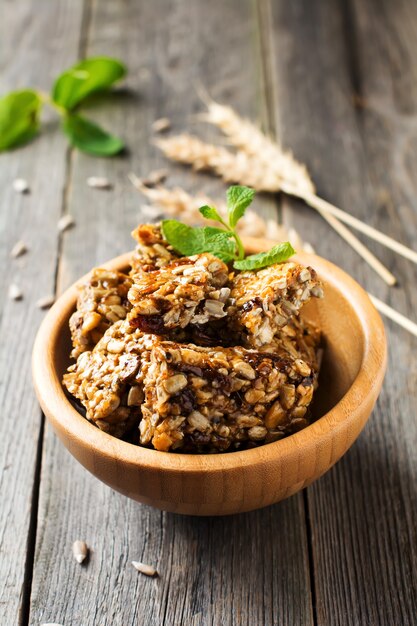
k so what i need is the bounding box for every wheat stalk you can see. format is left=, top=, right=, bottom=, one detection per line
left=128, top=173, right=312, bottom=249
left=155, top=134, right=396, bottom=285
left=202, top=101, right=417, bottom=268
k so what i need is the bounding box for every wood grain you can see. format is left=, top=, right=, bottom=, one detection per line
left=0, top=2, right=85, bottom=624
left=264, top=0, right=417, bottom=624
left=28, top=1, right=312, bottom=625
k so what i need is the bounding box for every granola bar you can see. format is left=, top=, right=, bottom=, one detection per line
left=139, top=341, right=316, bottom=452
left=64, top=320, right=154, bottom=438
left=128, top=254, right=230, bottom=334
left=69, top=269, right=132, bottom=358
left=130, top=223, right=178, bottom=276
left=259, top=316, right=322, bottom=372
left=227, top=262, right=323, bottom=347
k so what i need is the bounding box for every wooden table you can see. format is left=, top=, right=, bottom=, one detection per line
left=1, top=1, right=416, bottom=624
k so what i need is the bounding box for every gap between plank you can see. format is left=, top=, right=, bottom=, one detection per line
left=18, top=418, right=45, bottom=626
left=21, top=1, right=94, bottom=623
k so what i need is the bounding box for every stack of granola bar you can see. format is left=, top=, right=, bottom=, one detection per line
left=63, top=224, right=323, bottom=453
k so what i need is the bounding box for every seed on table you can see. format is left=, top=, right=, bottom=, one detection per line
left=131, top=561, right=158, bottom=577
left=12, top=178, right=30, bottom=193
left=72, top=539, right=88, bottom=564
left=41, top=623, right=64, bottom=626
left=10, top=240, right=28, bottom=258
left=8, top=284, right=23, bottom=300
left=152, top=117, right=171, bottom=133
left=36, top=295, right=55, bottom=310
left=87, top=176, right=112, bottom=189
left=58, top=214, right=75, bottom=232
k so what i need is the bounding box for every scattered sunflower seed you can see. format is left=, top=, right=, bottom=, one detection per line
left=131, top=561, right=158, bottom=577
left=36, top=295, right=55, bottom=310
left=87, top=176, right=112, bottom=190
left=10, top=240, right=28, bottom=258
left=40, top=623, right=64, bottom=626
left=8, top=284, right=23, bottom=300
left=58, top=214, right=75, bottom=232
left=152, top=117, right=171, bottom=133
left=72, top=539, right=88, bottom=564
left=142, top=169, right=168, bottom=187
left=13, top=178, right=30, bottom=194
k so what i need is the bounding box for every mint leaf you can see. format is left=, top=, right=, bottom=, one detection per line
left=198, top=205, right=224, bottom=222
left=62, top=114, right=124, bottom=156
left=226, top=185, right=255, bottom=228
left=234, top=242, right=295, bottom=270
left=52, top=57, right=126, bottom=111
left=162, top=220, right=236, bottom=261
left=0, top=89, right=41, bottom=151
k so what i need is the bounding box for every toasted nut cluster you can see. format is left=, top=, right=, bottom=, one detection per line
left=64, top=320, right=154, bottom=437
left=139, top=341, right=317, bottom=452
left=64, top=223, right=323, bottom=451
left=227, top=262, right=323, bottom=347
left=130, top=223, right=178, bottom=276
left=69, top=269, right=132, bottom=358
left=128, top=253, right=230, bottom=334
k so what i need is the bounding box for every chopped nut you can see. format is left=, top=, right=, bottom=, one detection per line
left=36, top=295, right=55, bottom=309
left=13, top=178, right=30, bottom=193
left=248, top=426, right=268, bottom=441
left=107, top=339, right=125, bottom=354
left=152, top=117, right=171, bottom=133
left=58, top=214, right=75, bottom=232
left=87, top=176, right=112, bottom=189
left=10, top=240, right=28, bottom=258
left=72, top=540, right=88, bottom=564
left=233, top=361, right=256, bottom=380
left=163, top=374, right=188, bottom=394
left=131, top=561, right=158, bottom=577
left=8, top=284, right=23, bottom=300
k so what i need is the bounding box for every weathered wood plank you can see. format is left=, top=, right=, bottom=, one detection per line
left=265, top=0, right=417, bottom=624
left=29, top=1, right=313, bottom=625
left=0, top=2, right=85, bottom=624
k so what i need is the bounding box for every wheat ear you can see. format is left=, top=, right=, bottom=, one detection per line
left=155, top=134, right=396, bottom=285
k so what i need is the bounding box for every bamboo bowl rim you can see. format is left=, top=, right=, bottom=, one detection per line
left=32, top=238, right=387, bottom=476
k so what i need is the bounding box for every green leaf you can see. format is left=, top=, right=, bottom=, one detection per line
left=234, top=242, right=295, bottom=270
left=0, top=89, right=42, bottom=151
left=161, top=220, right=236, bottom=262
left=52, top=57, right=126, bottom=111
left=198, top=205, right=224, bottom=222
left=62, top=114, right=124, bottom=156
left=226, top=185, right=255, bottom=228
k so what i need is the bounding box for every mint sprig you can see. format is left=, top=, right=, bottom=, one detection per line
left=0, top=57, right=126, bottom=156
left=162, top=185, right=295, bottom=270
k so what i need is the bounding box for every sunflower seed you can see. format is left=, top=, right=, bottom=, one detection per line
left=10, top=240, right=28, bottom=258
left=72, top=539, right=88, bottom=564
left=13, top=178, right=30, bottom=193
left=152, top=117, right=171, bottom=133
left=87, top=176, right=112, bottom=190
left=58, top=214, right=75, bottom=232
left=131, top=561, right=158, bottom=577
left=41, top=623, right=64, bottom=626
left=8, top=284, right=23, bottom=300
left=36, top=295, right=55, bottom=309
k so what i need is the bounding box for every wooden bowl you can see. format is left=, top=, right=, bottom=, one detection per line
left=32, top=238, right=387, bottom=516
